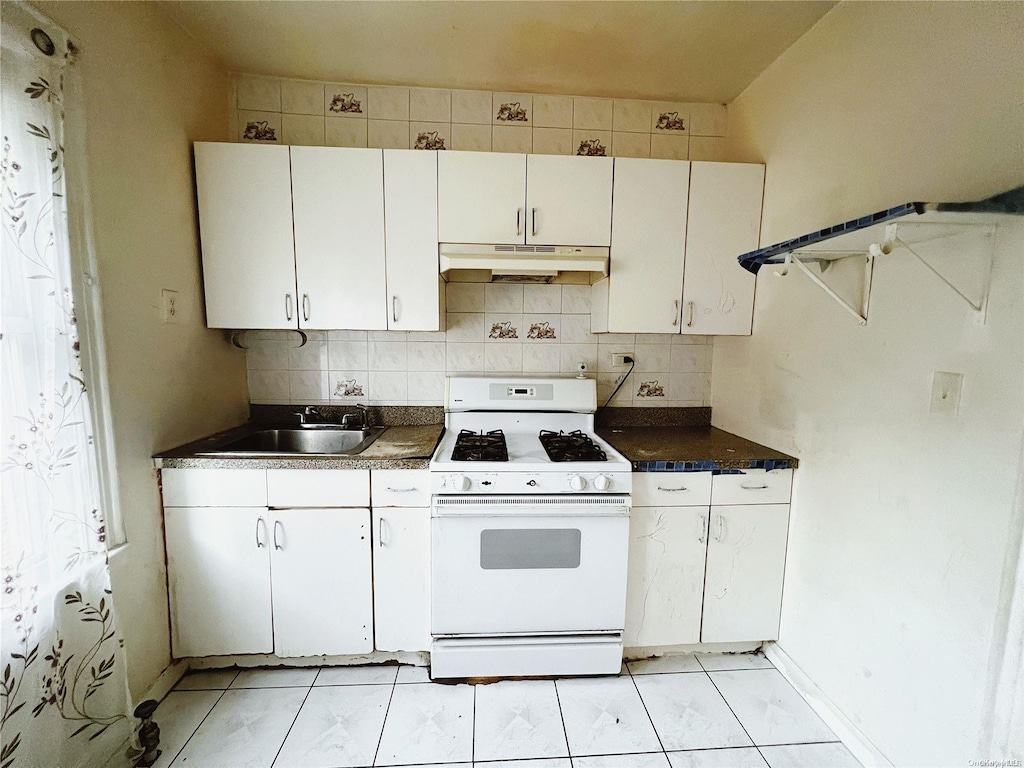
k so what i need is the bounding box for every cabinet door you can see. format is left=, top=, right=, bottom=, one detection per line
left=624, top=506, right=709, bottom=647
left=372, top=507, right=431, bottom=652
left=384, top=150, right=441, bottom=330
left=701, top=504, right=790, bottom=643
left=681, top=162, right=764, bottom=335
left=438, top=151, right=526, bottom=244
left=270, top=508, right=373, bottom=656
left=525, top=155, right=613, bottom=246
left=607, top=158, right=690, bottom=333
left=194, top=143, right=297, bottom=329
left=165, top=506, right=273, bottom=657
left=291, top=147, right=387, bottom=330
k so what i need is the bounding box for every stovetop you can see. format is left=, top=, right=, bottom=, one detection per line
left=539, top=430, right=608, bottom=462
left=451, top=429, right=509, bottom=462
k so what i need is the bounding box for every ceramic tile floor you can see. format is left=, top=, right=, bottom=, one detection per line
left=155, top=653, right=861, bottom=768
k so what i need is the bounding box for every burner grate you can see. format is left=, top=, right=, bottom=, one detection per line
left=452, top=429, right=509, bottom=462
left=539, top=430, right=608, bottom=462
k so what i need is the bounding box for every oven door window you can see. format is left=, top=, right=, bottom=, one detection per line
left=480, top=528, right=581, bottom=570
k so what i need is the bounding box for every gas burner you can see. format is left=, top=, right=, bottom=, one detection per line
left=451, top=429, right=509, bottom=462
left=539, top=430, right=608, bottom=462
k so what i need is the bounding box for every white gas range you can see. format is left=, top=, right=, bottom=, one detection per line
left=429, top=375, right=633, bottom=680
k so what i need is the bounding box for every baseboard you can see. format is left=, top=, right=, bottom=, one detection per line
left=143, top=659, right=190, bottom=703
left=187, top=649, right=429, bottom=670
left=762, top=641, right=893, bottom=767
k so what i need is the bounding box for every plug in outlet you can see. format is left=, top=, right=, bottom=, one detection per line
left=161, top=289, right=180, bottom=324
left=609, top=352, right=632, bottom=369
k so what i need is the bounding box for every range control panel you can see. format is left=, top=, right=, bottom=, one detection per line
left=431, top=471, right=633, bottom=496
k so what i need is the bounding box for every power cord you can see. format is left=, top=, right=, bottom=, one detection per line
left=599, top=356, right=635, bottom=411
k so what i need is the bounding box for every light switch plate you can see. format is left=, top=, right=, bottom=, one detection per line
left=930, top=371, right=963, bottom=415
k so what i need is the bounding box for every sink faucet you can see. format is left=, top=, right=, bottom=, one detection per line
left=296, top=405, right=323, bottom=425
left=341, top=404, right=368, bottom=430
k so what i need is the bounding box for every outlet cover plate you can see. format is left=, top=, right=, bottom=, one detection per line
left=930, top=371, right=963, bottom=415
left=161, top=289, right=180, bottom=324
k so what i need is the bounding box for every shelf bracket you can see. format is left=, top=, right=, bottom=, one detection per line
left=773, top=251, right=874, bottom=326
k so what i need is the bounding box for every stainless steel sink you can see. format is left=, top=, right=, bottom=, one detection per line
left=201, top=427, right=386, bottom=456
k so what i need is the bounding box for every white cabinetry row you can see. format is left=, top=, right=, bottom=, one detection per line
left=195, top=144, right=763, bottom=335
left=162, top=467, right=431, bottom=658
left=625, top=469, right=792, bottom=647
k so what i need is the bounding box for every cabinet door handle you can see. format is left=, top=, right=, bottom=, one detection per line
left=672, top=299, right=680, bottom=327
left=698, top=511, right=707, bottom=544
left=657, top=486, right=688, bottom=492
left=516, top=208, right=523, bottom=236
left=392, top=295, right=398, bottom=323
left=302, top=293, right=310, bottom=322
left=255, top=517, right=267, bottom=548
left=714, top=514, right=724, bottom=542
left=385, top=487, right=418, bottom=493
left=686, top=301, right=695, bottom=328
left=273, top=519, right=283, bottom=550
left=285, top=294, right=293, bottom=322
left=740, top=484, right=770, bottom=490
left=378, top=517, right=387, bottom=547
left=531, top=207, right=538, bottom=237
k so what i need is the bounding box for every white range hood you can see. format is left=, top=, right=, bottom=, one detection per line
left=439, top=243, right=609, bottom=280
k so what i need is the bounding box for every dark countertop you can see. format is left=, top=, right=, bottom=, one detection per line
left=154, top=423, right=444, bottom=470
left=598, top=425, right=797, bottom=471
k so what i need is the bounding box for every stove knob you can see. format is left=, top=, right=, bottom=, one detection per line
left=452, top=475, right=471, bottom=492
left=569, top=475, right=587, bottom=491
left=594, top=475, right=612, bottom=491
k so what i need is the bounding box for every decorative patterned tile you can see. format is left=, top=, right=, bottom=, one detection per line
left=493, top=92, right=533, bottom=124
left=474, top=679, right=569, bottom=761
left=668, top=747, right=769, bottom=768
left=314, top=664, right=398, bottom=686
left=650, top=103, right=689, bottom=133
left=689, top=136, right=729, bottom=161
left=274, top=684, right=392, bottom=768
left=367, top=119, right=409, bottom=149
left=613, top=132, right=651, bottom=158
left=627, top=654, right=703, bottom=675
left=236, top=75, right=281, bottom=111
left=172, top=687, right=306, bottom=766
left=450, top=122, right=492, bottom=151
left=573, top=97, right=613, bottom=130
left=367, top=86, right=409, bottom=121
left=650, top=133, right=689, bottom=160
left=533, top=127, right=573, bottom=155
left=486, top=314, right=524, bottom=342
left=150, top=690, right=222, bottom=768
left=697, top=653, right=774, bottom=672
left=573, top=130, right=611, bottom=157
left=410, top=121, right=450, bottom=151
left=555, top=676, right=662, bottom=756
left=523, top=314, right=560, bottom=342
left=533, top=94, right=573, bottom=128
left=634, top=673, right=752, bottom=751
left=325, top=116, right=368, bottom=147
left=613, top=100, right=652, bottom=133
left=446, top=283, right=486, bottom=312
left=329, top=370, right=368, bottom=400
left=635, top=375, right=669, bottom=400
left=238, top=110, right=282, bottom=143
left=523, top=284, right=562, bottom=313
left=410, top=87, right=452, bottom=122
left=230, top=667, right=318, bottom=688
left=485, top=283, right=525, bottom=313
left=759, top=742, right=860, bottom=768
left=708, top=669, right=836, bottom=746
left=325, top=85, right=367, bottom=117
left=451, top=89, right=493, bottom=124
left=492, top=125, right=533, bottom=153
left=374, top=682, right=474, bottom=765
left=281, top=80, right=324, bottom=115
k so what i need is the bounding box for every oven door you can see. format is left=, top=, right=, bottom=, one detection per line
left=431, top=495, right=630, bottom=636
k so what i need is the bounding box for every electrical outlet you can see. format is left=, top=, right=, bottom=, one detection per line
left=609, top=352, right=632, bottom=368
left=930, top=371, right=963, bottom=415
left=161, top=289, right=180, bottom=324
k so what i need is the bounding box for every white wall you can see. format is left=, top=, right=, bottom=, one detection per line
left=35, top=1, right=249, bottom=700
left=715, top=2, right=1024, bottom=765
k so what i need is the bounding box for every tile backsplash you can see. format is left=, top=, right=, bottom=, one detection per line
left=246, top=282, right=712, bottom=408
left=231, top=75, right=730, bottom=161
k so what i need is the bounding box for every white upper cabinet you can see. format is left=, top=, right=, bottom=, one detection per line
left=384, top=150, right=441, bottom=330
left=438, top=151, right=526, bottom=244
left=681, top=162, right=765, bottom=335
left=291, top=147, right=387, bottom=330
left=525, top=155, right=613, bottom=246
left=599, top=158, right=690, bottom=333
left=194, top=143, right=297, bottom=329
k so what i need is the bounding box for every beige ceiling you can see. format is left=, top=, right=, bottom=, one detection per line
left=159, top=1, right=836, bottom=103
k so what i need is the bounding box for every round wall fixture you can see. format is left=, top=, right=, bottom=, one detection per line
left=30, top=27, right=55, bottom=56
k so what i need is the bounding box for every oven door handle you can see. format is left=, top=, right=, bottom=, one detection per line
left=432, top=508, right=630, bottom=519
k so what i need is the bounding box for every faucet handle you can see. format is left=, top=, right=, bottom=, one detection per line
left=297, top=405, right=323, bottom=424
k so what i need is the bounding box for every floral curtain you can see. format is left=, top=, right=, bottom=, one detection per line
left=1, top=11, right=132, bottom=768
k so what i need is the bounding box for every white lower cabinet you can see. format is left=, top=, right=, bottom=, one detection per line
left=625, top=505, right=708, bottom=647
left=701, top=504, right=790, bottom=643
left=371, top=507, right=431, bottom=652
left=165, top=506, right=274, bottom=657
left=271, top=508, right=373, bottom=656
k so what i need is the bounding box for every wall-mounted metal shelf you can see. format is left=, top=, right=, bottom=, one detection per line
left=738, top=186, right=1023, bottom=325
